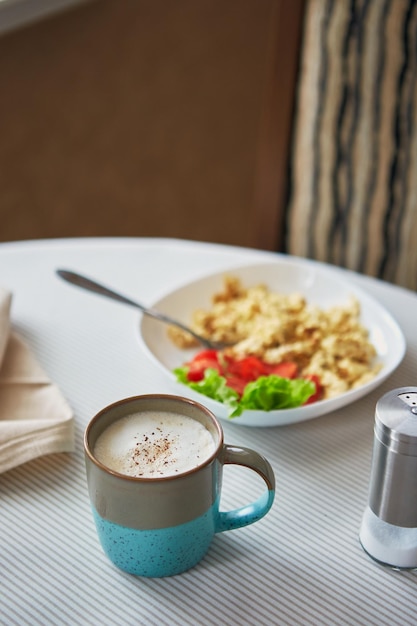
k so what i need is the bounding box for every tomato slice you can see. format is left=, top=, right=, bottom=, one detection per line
left=190, top=349, right=220, bottom=363
left=265, top=362, right=298, bottom=379
left=187, top=359, right=221, bottom=381
left=186, top=350, right=222, bottom=382
left=185, top=350, right=301, bottom=393
left=225, top=376, right=247, bottom=396
left=303, top=374, right=322, bottom=404
left=226, top=356, right=268, bottom=382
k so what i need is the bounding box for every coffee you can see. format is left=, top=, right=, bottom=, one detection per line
left=85, top=394, right=275, bottom=576
left=93, top=410, right=216, bottom=478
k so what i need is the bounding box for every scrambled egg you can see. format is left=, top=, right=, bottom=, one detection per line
left=168, top=276, right=382, bottom=400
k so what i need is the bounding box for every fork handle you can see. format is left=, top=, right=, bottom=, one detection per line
left=56, top=269, right=214, bottom=349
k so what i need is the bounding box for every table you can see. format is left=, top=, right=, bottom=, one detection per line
left=1, top=237, right=416, bottom=626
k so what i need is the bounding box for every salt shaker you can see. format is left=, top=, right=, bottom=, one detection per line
left=359, top=387, right=417, bottom=569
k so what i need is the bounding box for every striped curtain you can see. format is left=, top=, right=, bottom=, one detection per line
left=286, top=0, right=417, bottom=290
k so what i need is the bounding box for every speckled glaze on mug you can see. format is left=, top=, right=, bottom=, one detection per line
left=84, top=394, right=275, bottom=577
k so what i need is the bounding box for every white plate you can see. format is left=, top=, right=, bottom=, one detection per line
left=138, top=259, right=406, bottom=427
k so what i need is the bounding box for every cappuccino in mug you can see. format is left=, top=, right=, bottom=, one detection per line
left=94, top=411, right=216, bottom=478
left=85, top=394, right=275, bottom=577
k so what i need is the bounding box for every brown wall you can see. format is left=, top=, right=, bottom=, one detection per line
left=0, top=0, right=278, bottom=248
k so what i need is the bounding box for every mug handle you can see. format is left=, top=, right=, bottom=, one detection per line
left=215, top=445, right=275, bottom=533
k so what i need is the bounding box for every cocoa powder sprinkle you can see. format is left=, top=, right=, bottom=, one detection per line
left=129, top=431, right=179, bottom=474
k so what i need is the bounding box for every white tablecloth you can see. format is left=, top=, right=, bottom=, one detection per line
left=1, top=237, right=416, bottom=626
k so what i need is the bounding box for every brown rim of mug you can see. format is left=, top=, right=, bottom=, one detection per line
left=84, top=394, right=224, bottom=482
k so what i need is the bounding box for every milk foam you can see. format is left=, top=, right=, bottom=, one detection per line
left=94, top=410, right=216, bottom=478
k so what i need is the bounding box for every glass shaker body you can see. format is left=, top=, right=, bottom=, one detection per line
left=359, top=387, right=417, bottom=569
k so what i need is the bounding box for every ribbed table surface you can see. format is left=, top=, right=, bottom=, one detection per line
left=1, top=237, right=416, bottom=626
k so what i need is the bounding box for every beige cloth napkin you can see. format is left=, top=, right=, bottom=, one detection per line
left=0, top=287, right=74, bottom=473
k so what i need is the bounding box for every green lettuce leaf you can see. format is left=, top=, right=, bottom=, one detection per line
left=174, top=367, right=315, bottom=419
left=236, top=375, right=315, bottom=415
left=174, top=367, right=240, bottom=413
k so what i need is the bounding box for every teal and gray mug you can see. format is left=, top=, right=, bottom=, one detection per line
left=84, top=394, right=275, bottom=577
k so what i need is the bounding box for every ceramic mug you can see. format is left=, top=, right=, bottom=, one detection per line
left=84, top=394, right=275, bottom=577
